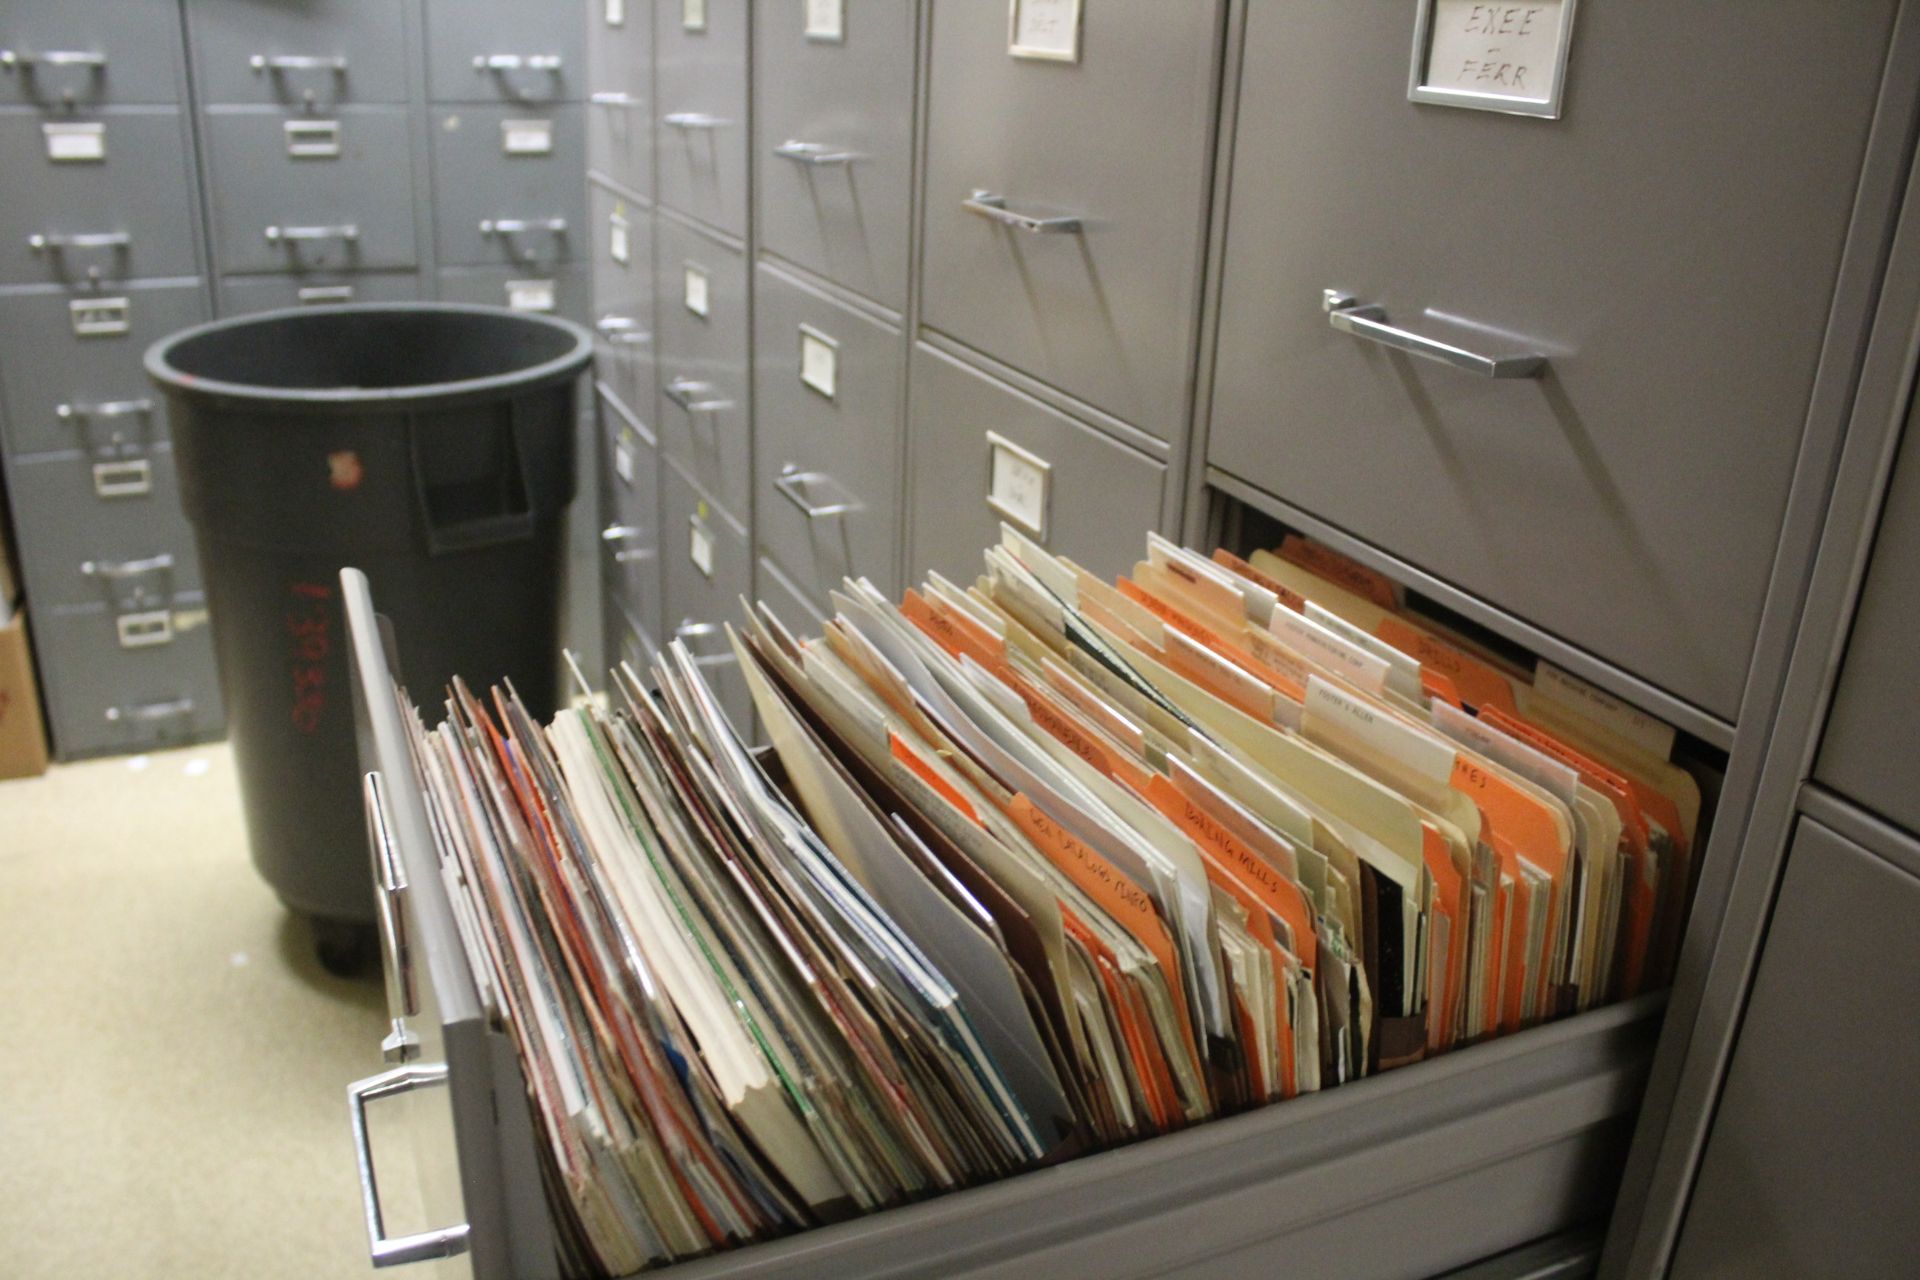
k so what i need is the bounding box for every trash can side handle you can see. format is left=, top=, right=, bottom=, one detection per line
left=405, top=412, right=539, bottom=556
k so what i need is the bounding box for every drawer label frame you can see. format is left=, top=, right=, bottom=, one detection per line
left=1409, top=0, right=1578, bottom=120
left=798, top=324, right=838, bottom=399
left=44, top=121, right=106, bottom=163
left=1009, top=0, right=1082, bottom=63
left=805, top=0, right=846, bottom=43
left=986, top=430, right=1052, bottom=539
left=70, top=296, right=131, bottom=338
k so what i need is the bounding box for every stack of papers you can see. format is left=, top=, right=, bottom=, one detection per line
left=391, top=527, right=1698, bottom=1274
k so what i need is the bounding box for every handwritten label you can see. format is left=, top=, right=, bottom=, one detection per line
left=506, top=279, right=556, bottom=312
left=1533, top=662, right=1676, bottom=760
left=805, top=0, right=845, bottom=42
left=502, top=118, right=554, bottom=155
left=1278, top=534, right=1397, bottom=609
left=683, top=263, right=710, bottom=317
left=799, top=325, right=837, bottom=398
left=1419, top=1, right=1571, bottom=113
left=1010, top=0, right=1080, bottom=62
left=1304, top=675, right=1456, bottom=787
left=287, top=581, right=333, bottom=735
left=44, top=122, right=105, bottom=162
left=986, top=432, right=1049, bottom=537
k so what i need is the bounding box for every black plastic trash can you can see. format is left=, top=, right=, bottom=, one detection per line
left=146, top=304, right=591, bottom=970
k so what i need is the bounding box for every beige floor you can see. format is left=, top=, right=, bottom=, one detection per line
left=0, top=743, right=424, bottom=1279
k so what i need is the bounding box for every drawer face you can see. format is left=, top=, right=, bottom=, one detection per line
left=589, top=182, right=656, bottom=423
left=1817, top=397, right=1920, bottom=835
left=605, top=592, right=661, bottom=684
left=431, top=104, right=586, bottom=268
left=753, top=264, right=902, bottom=604
left=0, top=282, right=209, bottom=458
left=587, top=0, right=652, bottom=202
left=33, top=601, right=222, bottom=759
left=598, top=391, right=664, bottom=638
left=589, top=88, right=653, bottom=200
left=919, top=0, right=1222, bottom=443
left=7, top=449, right=203, bottom=609
left=756, top=554, right=829, bottom=635
left=659, top=455, right=752, bottom=732
left=436, top=263, right=592, bottom=324
left=653, top=214, right=749, bottom=520
left=653, top=0, right=748, bottom=237
left=216, top=271, right=422, bottom=315
left=752, top=0, right=914, bottom=310
left=1206, top=2, right=1897, bottom=722
left=421, top=0, right=584, bottom=104
left=1672, top=816, right=1920, bottom=1277
left=203, top=108, right=416, bottom=274
left=908, top=343, right=1167, bottom=586
left=187, top=0, right=409, bottom=106
left=0, top=110, right=200, bottom=286
left=0, top=0, right=186, bottom=107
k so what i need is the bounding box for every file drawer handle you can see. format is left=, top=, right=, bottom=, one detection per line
left=589, top=91, right=641, bottom=108
left=347, top=1065, right=472, bottom=1268
left=1322, top=290, right=1547, bottom=379
left=673, top=619, right=733, bottom=667
left=84, top=552, right=174, bottom=581
left=29, top=231, right=131, bottom=254
left=362, top=771, right=420, bottom=1064
left=662, top=111, right=731, bottom=130
left=474, top=53, right=563, bottom=72
left=775, top=467, right=859, bottom=520
left=250, top=54, right=348, bottom=74
left=297, top=285, right=356, bottom=304
left=105, top=696, right=195, bottom=726
left=774, top=140, right=859, bottom=166
left=58, top=398, right=153, bottom=423
left=480, top=217, right=568, bottom=237
left=602, top=524, right=656, bottom=564
left=265, top=223, right=360, bottom=244
left=1, top=50, right=107, bottom=71
left=963, top=190, right=1082, bottom=234
left=595, top=314, right=650, bottom=345
left=664, top=377, right=732, bottom=414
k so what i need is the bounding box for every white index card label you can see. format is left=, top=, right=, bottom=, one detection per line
left=805, top=0, right=845, bottom=42
left=502, top=118, right=554, bottom=155
left=683, top=263, right=710, bottom=317
left=689, top=516, right=716, bottom=578
left=683, top=0, right=708, bottom=31
left=985, top=431, right=1050, bottom=538
left=44, top=122, right=105, bottom=162
left=1010, top=0, right=1081, bottom=62
left=609, top=210, right=630, bottom=264
left=506, top=279, right=557, bottom=312
left=1413, top=1, right=1576, bottom=119
left=71, top=296, right=131, bottom=337
left=605, top=0, right=626, bottom=27
left=799, top=325, right=837, bottom=399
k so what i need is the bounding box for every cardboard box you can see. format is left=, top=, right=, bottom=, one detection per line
left=0, top=609, right=50, bottom=780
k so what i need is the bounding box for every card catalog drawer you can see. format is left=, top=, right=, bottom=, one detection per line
left=1671, top=814, right=1920, bottom=1277
left=598, top=389, right=663, bottom=640
left=437, top=263, right=592, bottom=324
left=589, top=182, right=656, bottom=424
left=432, top=104, right=586, bottom=269
left=660, top=455, right=752, bottom=734
left=1206, top=1, right=1897, bottom=722
left=0, top=110, right=200, bottom=286
left=587, top=1, right=652, bottom=203
left=653, top=0, right=748, bottom=237
left=187, top=0, right=409, bottom=107
left=0, top=0, right=186, bottom=108
left=908, top=344, right=1167, bottom=586
left=753, top=0, right=914, bottom=311
left=34, top=599, right=222, bottom=759
left=421, top=0, right=582, bottom=104
left=0, top=282, right=208, bottom=457
left=216, top=271, right=422, bottom=315
left=203, top=107, right=416, bottom=275
left=754, top=264, right=902, bottom=605
left=7, top=449, right=203, bottom=609
left=919, top=0, right=1223, bottom=444
left=654, top=213, right=750, bottom=521
left=1817, top=395, right=1920, bottom=837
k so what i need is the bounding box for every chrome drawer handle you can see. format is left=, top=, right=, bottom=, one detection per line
left=250, top=54, right=348, bottom=73
left=602, top=524, right=656, bottom=564
left=589, top=90, right=641, bottom=107
left=963, top=190, right=1082, bottom=234
left=1322, top=290, right=1546, bottom=380
left=362, top=771, right=419, bottom=1065
left=774, top=140, right=858, bottom=166
left=673, top=619, right=733, bottom=667
left=84, top=552, right=174, bottom=580
left=664, top=377, right=732, bottom=413
left=348, top=1065, right=472, bottom=1268
left=29, top=231, right=130, bottom=253
left=662, top=111, right=730, bottom=130
left=480, top=217, right=567, bottom=237
left=474, top=53, right=562, bottom=71
left=265, top=223, right=360, bottom=244
left=59, top=398, right=153, bottom=423
left=775, top=467, right=858, bottom=520
left=105, top=696, right=195, bottom=725
left=297, top=285, right=356, bottom=304
left=595, top=315, right=650, bottom=345
left=2, top=49, right=107, bottom=71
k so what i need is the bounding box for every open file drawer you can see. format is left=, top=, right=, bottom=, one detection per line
left=343, top=565, right=1662, bottom=1279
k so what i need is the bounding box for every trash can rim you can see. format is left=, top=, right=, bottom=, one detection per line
left=142, top=301, right=593, bottom=409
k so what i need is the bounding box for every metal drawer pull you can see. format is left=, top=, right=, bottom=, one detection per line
left=480, top=217, right=567, bottom=237
left=589, top=91, right=641, bottom=108
left=265, top=223, right=360, bottom=244
left=673, top=619, right=732, bottom=667
left=58, top=398, right=153, bottom=424
left=474, top=53, right=562, bottom=71
left=664, top=377, right=732, bottom=413
left=105, top=696, right=194, bottom=725
left=775, top=467, right=859, bottom=520
left=602, top=524, right=655, bottom=564
left=774, top=140, right=859, bottom=166
left=348, top=1065, right=472, bottom=1268
left=595, top=315, right=650, bottom=345
left=362, top=771, right=419, bottom=1064
left=297, top=285, right=356, bottom=304
left=93, top=459, right=153, bottom=498
left=29, top=231, right=131, bottom=253
left=662, top=111, right=730, bottom=130
left=1322, top=290, right=1546, bottom=379
left=2, top=50, right=107, bottom=71
left=84, top=552, right=174, bottom=580
left=250, top=54, right=348, bottom=73
left=963, top=190, right=1082, bottom=235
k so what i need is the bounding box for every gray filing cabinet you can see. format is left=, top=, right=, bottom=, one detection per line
left=0, top=2, right=224, bottom=758
left=653, top=0, right=749, bottom=240
left=654, top=211, right=751, bottom=522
